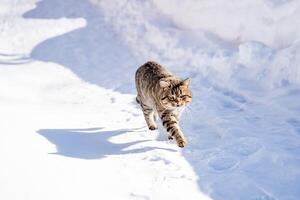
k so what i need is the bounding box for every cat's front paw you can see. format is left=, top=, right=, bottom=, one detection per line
left=149, top=125, right=157, bottom=130
left=177, top=139, right=187, bottom=148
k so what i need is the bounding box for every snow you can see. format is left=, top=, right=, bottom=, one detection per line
left=1, top=0, right=300, bottom=200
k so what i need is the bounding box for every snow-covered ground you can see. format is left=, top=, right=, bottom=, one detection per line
left=1, top=0, right=300, bottom=200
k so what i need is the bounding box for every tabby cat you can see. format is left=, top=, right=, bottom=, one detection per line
left=135, top=61, right=192, bottom=148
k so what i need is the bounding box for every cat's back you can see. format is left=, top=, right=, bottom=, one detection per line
left=135, top=61, right=171, bottom=82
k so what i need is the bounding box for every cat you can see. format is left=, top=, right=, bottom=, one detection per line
left=135, top=61, right=192, bottom=148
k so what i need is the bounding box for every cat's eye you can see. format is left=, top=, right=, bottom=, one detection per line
left=181, top=95, right=191, bottom=98
left=168, top=96, right=175, bottom=101
left=161, top=96, right=168, bottom=101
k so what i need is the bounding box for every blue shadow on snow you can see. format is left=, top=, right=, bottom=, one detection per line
left=37, top=127, right=175, bottom=159
left=23, top=0, right=139, bottom=94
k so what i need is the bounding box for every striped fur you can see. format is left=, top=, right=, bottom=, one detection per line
left=135, top=61, right=192, bottom=148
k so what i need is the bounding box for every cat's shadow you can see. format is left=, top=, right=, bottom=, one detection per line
left=38, top=127, right=175, bottom=159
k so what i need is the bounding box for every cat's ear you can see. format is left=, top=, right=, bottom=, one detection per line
left=159, top=79, right=170, bottom=88
left=181, top=78, right=191, bottom=86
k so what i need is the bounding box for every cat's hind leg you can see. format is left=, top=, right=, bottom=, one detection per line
left=136, top=94, right=141, bottom=104
left=140, top=101, right=157, bottom=130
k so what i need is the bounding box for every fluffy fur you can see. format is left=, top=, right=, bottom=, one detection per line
left=135, top=61, right=192, bottom=147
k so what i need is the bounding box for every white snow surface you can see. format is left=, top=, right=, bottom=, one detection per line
left=1, top=0, right=300, bottom=200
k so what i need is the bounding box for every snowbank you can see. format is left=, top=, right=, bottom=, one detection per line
left=91, top=0, right=300, bottom=88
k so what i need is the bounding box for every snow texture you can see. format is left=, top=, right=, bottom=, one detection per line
left=0, top=0, right=300, bottom=200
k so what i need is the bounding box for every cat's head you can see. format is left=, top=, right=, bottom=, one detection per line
left=159, top=78, right=192, bottom=108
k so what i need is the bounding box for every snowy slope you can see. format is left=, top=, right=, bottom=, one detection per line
left=1, top=0, right=300, bottom=200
